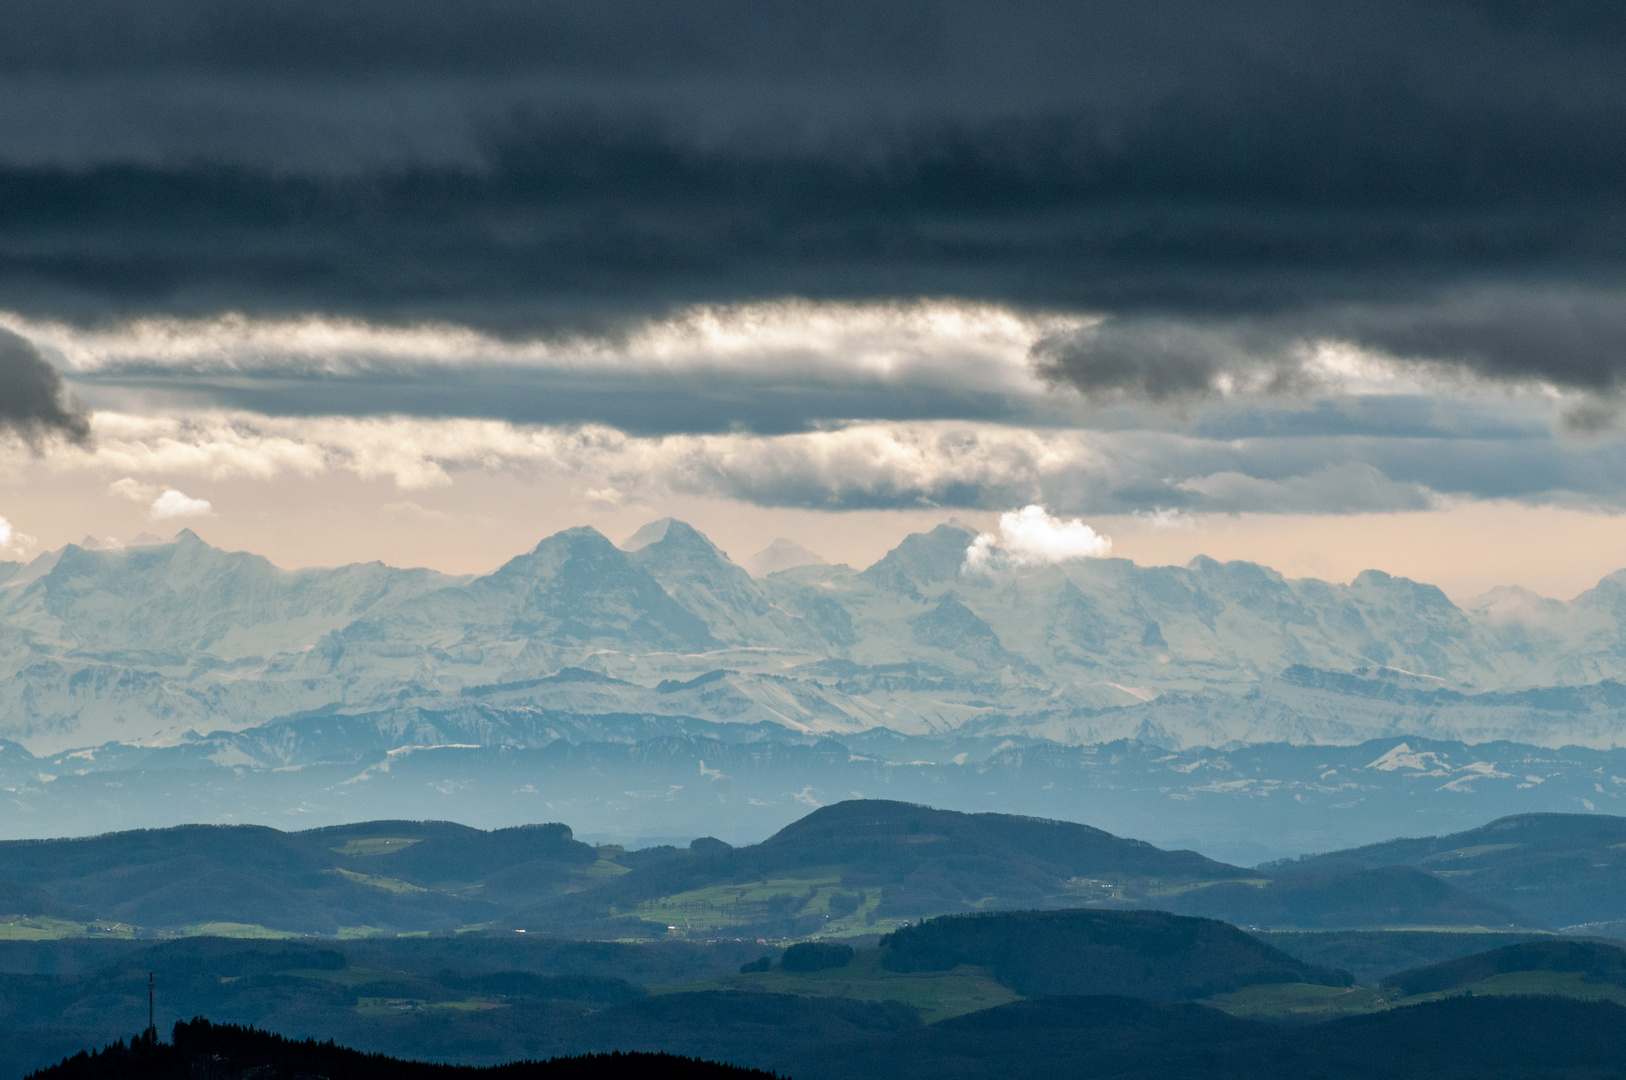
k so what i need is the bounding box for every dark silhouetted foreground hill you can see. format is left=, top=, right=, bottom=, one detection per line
left=879, top=909, right=1350, bottom=998
left=41, top=996, right=1626, bottom=1080
left=31, top=1020, right=776, bottom=1080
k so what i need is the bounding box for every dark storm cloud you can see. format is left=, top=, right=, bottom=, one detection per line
left=4, top=1, right=1626, bottom=393
left=0, top=328, right=90, bottom=445
left=1033, top=286, right=1626, bottom=411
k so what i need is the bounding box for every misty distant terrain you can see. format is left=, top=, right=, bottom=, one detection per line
left=3, top=521, right=1626, bottom=850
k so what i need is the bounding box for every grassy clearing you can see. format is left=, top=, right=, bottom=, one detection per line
left=1139, top=878, right=1269, bottom=900
left=0, top=916, right=140, bottom=940
left=285, top=966, right=399, bottom=987
left=179, top=922, right=302, bottom=939
left=354, top=997, right=507, bottom=1016
left=329, top=868, right=428, bottom=894
left=1414, top=970, right=1626, bottom=1006
left=1203, top=982, right=1396, bottom=1020
left=582, top=859, right=632, bottom=878
left=649, top=947, right=1020, bottom=1023
left=332, top=838, right=423, bottom=857
left=1205, top=970, right=1626, bottom=1021
left=626, top=872, right=920, bottom=938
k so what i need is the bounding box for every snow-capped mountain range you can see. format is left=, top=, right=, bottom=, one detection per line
left=6, top=518, right=1626, bottom=756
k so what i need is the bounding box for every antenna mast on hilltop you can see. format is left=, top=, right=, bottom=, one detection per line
left=148, top=971, right=155, bottom=1037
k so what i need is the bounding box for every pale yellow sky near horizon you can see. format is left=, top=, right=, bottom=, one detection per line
left=2, top=462, right=1621, bottom=604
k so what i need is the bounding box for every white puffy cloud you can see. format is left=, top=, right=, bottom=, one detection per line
left=964, top=505, right=1112, bottom=572
left=0, top=515, right=33, bottom=556
left=148, top=489, right=215, bottom=520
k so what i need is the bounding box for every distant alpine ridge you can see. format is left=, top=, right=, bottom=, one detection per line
left=4, top=518, right=1626, bottom=754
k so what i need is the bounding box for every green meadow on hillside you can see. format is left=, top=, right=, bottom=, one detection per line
left=649, top=948, right=1019, bottom=1023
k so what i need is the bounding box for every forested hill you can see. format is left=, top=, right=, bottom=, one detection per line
left=31, top=1020, right=772, bottom=1080
left=877, top=908, right=1351, bottom=998
left=11, top=802, right=1626, bottom=937
left=1279, top=813, right=1626, bottom=927
left=0, top=801, right=1249, bottom=939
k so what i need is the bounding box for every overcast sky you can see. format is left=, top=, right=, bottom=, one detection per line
left=3, top=0, right=1626, bottom=598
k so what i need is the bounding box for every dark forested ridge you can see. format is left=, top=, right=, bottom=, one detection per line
left=11, top=803, right=1626, bottom=944
left=879, top=909, right=1351, bottom=998
left=0, top=819, right=593, bottom=935
left=1256, top=930, right=1555, bottom=984
left=30, top=1020, right=776, bottom=1080
left=1380, top=938, right=1626, bottom=997
left=1280, top=813, right=1626, bottom=928
left=1167, top=865, right=1535, bottom=930
left=10, top=803, right=1626, bottom=942
left=0, top=801, right=1249, bottom=939
left=519, top=800, right=1247, bottom=937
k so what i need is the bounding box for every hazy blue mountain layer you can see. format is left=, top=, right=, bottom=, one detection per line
left=8, top=521, right=1626, bottom=754
left=1164, top=865, right=1533, bottom=931
left=0, top=802, right=1252, bottom=939
left=4, top=714, right=1623, bottom=859
left=0, top=800, right=1619, bottom=939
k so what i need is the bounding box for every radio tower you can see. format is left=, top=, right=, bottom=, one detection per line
left=147, top=971, right=155, bottom=1040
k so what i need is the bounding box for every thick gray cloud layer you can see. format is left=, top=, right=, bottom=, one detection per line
left=0, top=3, right=1621, bottom=376
left=7, top=0, right=1626, bottom=518
left=0, top=329, right=88, bottom=445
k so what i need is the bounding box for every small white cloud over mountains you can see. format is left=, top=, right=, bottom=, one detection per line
left=964, top=505, right=1112, bottom=573
left=149, top=489, right=214, bottom=520
left=110, top=477, right=215, bottom=520
left=0, top=515, right=33, bottom=556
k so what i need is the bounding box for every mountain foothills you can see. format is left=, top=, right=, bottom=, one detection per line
left=9, top=519, right=1626, bottom=757
left=3, top=804, right=1626, bottom=1079
left=0, top=801, right=1613, bottom=942
left=0, top=802, right=1251, bottom=940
